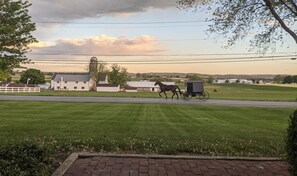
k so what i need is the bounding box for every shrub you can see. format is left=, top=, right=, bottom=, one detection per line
left=0, top=142, right=55, bottom=176
left=286, top=110, right=297, bottom=176
left=213, top=89, right=217, bottom=92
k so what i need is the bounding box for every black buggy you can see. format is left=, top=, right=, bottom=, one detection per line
left=182, top=80, right=209, bottom=100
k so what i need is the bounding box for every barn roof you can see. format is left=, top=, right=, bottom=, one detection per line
left=52, top=73, right=91, bottom=82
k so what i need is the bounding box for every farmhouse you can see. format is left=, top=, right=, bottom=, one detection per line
left=51, top=73, right=93, bottom=91
left=127, top=81, right=175, bottom=92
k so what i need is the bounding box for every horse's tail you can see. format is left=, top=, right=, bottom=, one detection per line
left=176, top=85, right=182, bottom=95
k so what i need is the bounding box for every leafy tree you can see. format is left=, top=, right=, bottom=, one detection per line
left=0, top=70, right=10, bottom=81
left=20, top=69, right=45, bottom=84
left=178, top=0, right=297, bottom=52
left=97, top=61, right=109, bottom=82
left=273, top=75, right=285, bottom=84
left=108, top=64, right=129, bottom=87
left=188, top=74, right=203, bottom=81
left=0, top=0, right=37, bottom=75
left=207, top=76, right=214, bottom=84
left=283, top=75, right=293, bottom=84
left=292, top=75, right=297, bottom=83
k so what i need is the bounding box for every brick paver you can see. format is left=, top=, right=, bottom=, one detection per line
left=64, top=157, right=289, bottom=176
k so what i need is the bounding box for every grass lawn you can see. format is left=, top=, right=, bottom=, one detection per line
left=206, top=84, right=297, bottom=102
left=0, top=101, right=293, bottom=157
left=1, top=83, right=296, bottom=101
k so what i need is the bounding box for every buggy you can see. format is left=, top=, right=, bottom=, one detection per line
left=183, top=80, right=209, bottom=100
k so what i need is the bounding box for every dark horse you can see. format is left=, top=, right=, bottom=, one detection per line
left=154, top=80, right=182, bottom=99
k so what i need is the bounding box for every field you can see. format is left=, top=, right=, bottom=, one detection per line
left=1, top=83, right=297, bottom=101
left=0, top=101, right=293, bottom=157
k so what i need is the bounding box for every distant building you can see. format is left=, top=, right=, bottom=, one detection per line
left=214, top=79, right=253, bottom=84
left=51, top=73, right=93, bottom=91
left=96, top=84, right=120, bottom=92
left=127, top=81, right=175, bottom=92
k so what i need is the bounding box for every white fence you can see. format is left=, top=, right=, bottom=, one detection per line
left=0, top=87, right=40, bottom=93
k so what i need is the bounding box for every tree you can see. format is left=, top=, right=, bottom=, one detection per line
left=97, top=61, right=108, bottom=82
left=292, top=75, right=297, bottom=83
left=273, top=75, right=285, bottom=84
left=20, top=69, right=45, bottom=84
left=207, top=76, right=214, bottom=84
left=188, top=74, right=203, bottom=81
left=178, top=0, right=297, bottom=52
left=283, top=75, right=293, bottom=84
left=0, top=0, right=37, bottom=76
left=0, top=70, right=10, bottom=81
left=108, top=64, right=129, bottom=87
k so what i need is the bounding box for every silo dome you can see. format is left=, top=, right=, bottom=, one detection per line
left=90, top=57, right=98, bottom=62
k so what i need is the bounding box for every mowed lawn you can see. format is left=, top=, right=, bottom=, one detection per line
left=1, top=83, right=296, bottom=101
left=0, top=101, right=293, bottom=157
left=206, top=84, right=297, bottom=101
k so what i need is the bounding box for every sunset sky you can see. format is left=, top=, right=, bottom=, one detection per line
left=26, top=0, right=297, bottom=74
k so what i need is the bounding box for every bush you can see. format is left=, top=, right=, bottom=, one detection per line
left=286, top=110, right=297, bottom=176
left=0, top=142, right=55, bottom=176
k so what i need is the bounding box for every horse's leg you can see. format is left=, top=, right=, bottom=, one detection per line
left=163, top=91, right=168, bottom=99
left=171, top=90, right=175, bottom=99
left=159, top=91, right=163, bottom=97
left=173, top=90, right=178, bottom=99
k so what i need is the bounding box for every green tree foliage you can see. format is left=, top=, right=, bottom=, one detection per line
left=187, top=74, right=203, bottom=81
left=207, top=76, right=214, bottom=84
left=0, top=0, right=37, bottom=75
left=273, top=75, right=285, bottom=84
left=108, top=64, right=129, bottom=87
left=20, top=69, right=45, bottom=84
left=283, top=75, right=293, bottom=84
left=285, top=110, right=297, bottom=176
left=177, top=0, right=297, bottom=52
left=97, top=61, right=109, bottom=82
left=0, top=69, right=10, bottom=81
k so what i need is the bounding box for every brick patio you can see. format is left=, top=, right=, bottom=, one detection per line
left=63, top=156, right=289, bottom=176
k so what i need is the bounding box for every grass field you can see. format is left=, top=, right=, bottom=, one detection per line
left=206, top=84, right=297, bottom=101
left=0, top=101, right=293, bottom=157
left=1, top=83, right=297, bottom=101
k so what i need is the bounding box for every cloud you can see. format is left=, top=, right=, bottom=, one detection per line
left=29, top=35, right=164, bottom=56
left=28, top=0, right=176, bottom=21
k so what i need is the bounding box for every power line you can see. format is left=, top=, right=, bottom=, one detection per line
left=27, top=52, right=297, bottom=57
left=29, top=57, right=295, bottom=65
left=34, top=20, right=207, bottom=25
left=37, top=24, right=208, bottom=29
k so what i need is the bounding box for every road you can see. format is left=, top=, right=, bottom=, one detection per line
left=0, top=95, right=297, bottom=107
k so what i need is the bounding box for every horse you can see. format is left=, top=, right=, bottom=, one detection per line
left=154, top=80, right=182, bottom=99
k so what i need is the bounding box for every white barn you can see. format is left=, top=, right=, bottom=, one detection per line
left=51, top=73, right=93, bottom=91
left=127, top=81, right=175, bottom=92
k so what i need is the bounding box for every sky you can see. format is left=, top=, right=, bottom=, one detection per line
left=25, top=0, right=297, bottom=74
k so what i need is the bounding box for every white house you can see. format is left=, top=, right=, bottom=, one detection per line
left=127, top=81, right=175, bottom=92
left=51, top=73, right=93, bottom=91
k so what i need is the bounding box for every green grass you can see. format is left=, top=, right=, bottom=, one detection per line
left=206, top=84, right=297, bottom=101
left=0, top=101, right=293, bottom=157
left=1, top=83, right=297, bottom=101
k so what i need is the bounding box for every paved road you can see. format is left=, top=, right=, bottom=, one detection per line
left=64, top=156, right=289, bottom=176
left=0, top=95, right=297, bottom=107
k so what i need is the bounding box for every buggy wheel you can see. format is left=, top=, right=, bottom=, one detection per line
left=183, top=93, right=192, bottom=100
left=198, top=91, right=209, bottom=101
